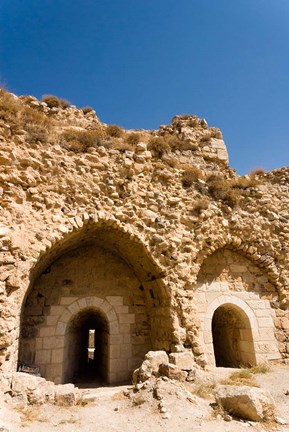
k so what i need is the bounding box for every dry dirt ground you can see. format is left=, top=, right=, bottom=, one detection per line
left=1, top=365, right=289, bottom=432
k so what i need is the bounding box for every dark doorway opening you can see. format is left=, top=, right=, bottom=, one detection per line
left=63, top=307, right=109, bottom=385
left=212, top=303, right=256, bottom=368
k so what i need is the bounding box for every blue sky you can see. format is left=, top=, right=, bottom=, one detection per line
left=0, top=0, right=288, bottom=174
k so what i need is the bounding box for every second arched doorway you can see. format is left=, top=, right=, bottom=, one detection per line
left=212, top=303, right=256, bottom=367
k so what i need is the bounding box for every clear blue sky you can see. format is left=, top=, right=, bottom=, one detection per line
left=0, top=0, right=288, bottom=174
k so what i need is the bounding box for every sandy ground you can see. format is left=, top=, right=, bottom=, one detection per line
left=1, top=365, right=289, bottom=432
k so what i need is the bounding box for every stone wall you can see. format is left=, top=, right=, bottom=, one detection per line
left=0, top=90, right=289, bottom=388
left=20, top=245, right=151, bottom=384
left=194, top=249, right=281, bottom=366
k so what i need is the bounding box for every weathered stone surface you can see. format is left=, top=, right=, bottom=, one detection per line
left=158, top=363, right=188, bottom=381
left=144, top=351, right=169, bottom=371
left=133, top=351, right=169, bottom=383
left=54, top=384, right=77, bottom=406
left=11, top=372, right=77, bottom=406
left=215, top=385, right=276, bottom=422
left=11, top=372, right=49, bottom=404
left=169, top=352, right=195, bottom=370
left=0, top=90, right=288, bottom=395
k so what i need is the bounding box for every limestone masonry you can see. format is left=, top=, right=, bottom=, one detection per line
left=0, top=89, right=288, bottom=389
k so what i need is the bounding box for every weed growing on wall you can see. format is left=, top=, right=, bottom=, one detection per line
left=106, top=124, right=124, bottom=138
left=61, top=128, right=103, bottom=152
left=42, top=94, right=71, bottom=109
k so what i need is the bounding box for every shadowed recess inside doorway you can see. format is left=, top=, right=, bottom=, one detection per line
left=63, top=307, right=109, bottom=386
left=212, top=303, right=256, bottom=368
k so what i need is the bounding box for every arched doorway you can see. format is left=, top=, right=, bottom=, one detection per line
left=212, top=303, right=256, bottom=367
left=18, top=223, right=171, bottom=385
left=19, top=243, right=154, bottom=385
left=195, top=247, right=281, bottom=366
left=63, top=307, right=109, bottom=385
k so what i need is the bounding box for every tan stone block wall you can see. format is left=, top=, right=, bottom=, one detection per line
left=19, top=246, right=152, bottom=384
left=23, top=294, right=147, bottom=384
left=195, top=249, right=281, bottom=366
left=0, top=101, right=289, bottom=382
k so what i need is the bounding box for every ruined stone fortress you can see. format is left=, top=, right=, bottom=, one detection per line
left=0, top=90, right=288, bottom=389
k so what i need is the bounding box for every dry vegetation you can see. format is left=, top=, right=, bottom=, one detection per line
left=206, top=174, right=241, bottom=208
left=161, top=156, right=179, bottom=168
left=0, top=89, right=25, bottom=134
left=42, top=94, right=71, bottom=109
left=21, top=106, right=53, bottom=144
left=188, top=364, right=271, bottom=403
left=249, top=363, right=271, bottom=374
left=61, top=128, right=103, bottom=153
left=162, top=134, right=197, bottom=152
left=125, top=132, right=142, bottom=146
left=148, top=134, right=198, bottom=157
left=248, top=167, right=266, bottom=177
left=81, top=106, right=94, bottom=114
left=0, top=88, right=225, bottom=161
left=110, top=140, right=134, bottom=152
left=0, top=89, right=263, bottom=198
left=220, top=364, right=270, bottom=387
left=192, top=198, right=210, bottom=214
left=106, top=124, right=124, bottom=138
left=233, top=175, right=259, bottom=190
left=148, top=136, right=170, bottom=158
left=220, top=369, right=259, bottom=387
left=205, top=173, right=260, bottom=208
left=190, top=382, right=216, bottom=399
left=0, top=89, right=54, bottom=142
left=181, top=165, right=204, bottom=188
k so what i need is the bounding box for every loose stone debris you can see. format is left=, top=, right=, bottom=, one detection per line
left=215, top=385, right=276, bottom=422
left=11, top=372, right=78, bottom=406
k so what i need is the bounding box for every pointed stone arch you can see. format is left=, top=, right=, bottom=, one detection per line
left=195, top=245, right=282, bottom=366
left=18, top=214, right=173, bottom=384
left=195, top=235, right=282, bottom=296
left=27, top=212, right=166, bottom=290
